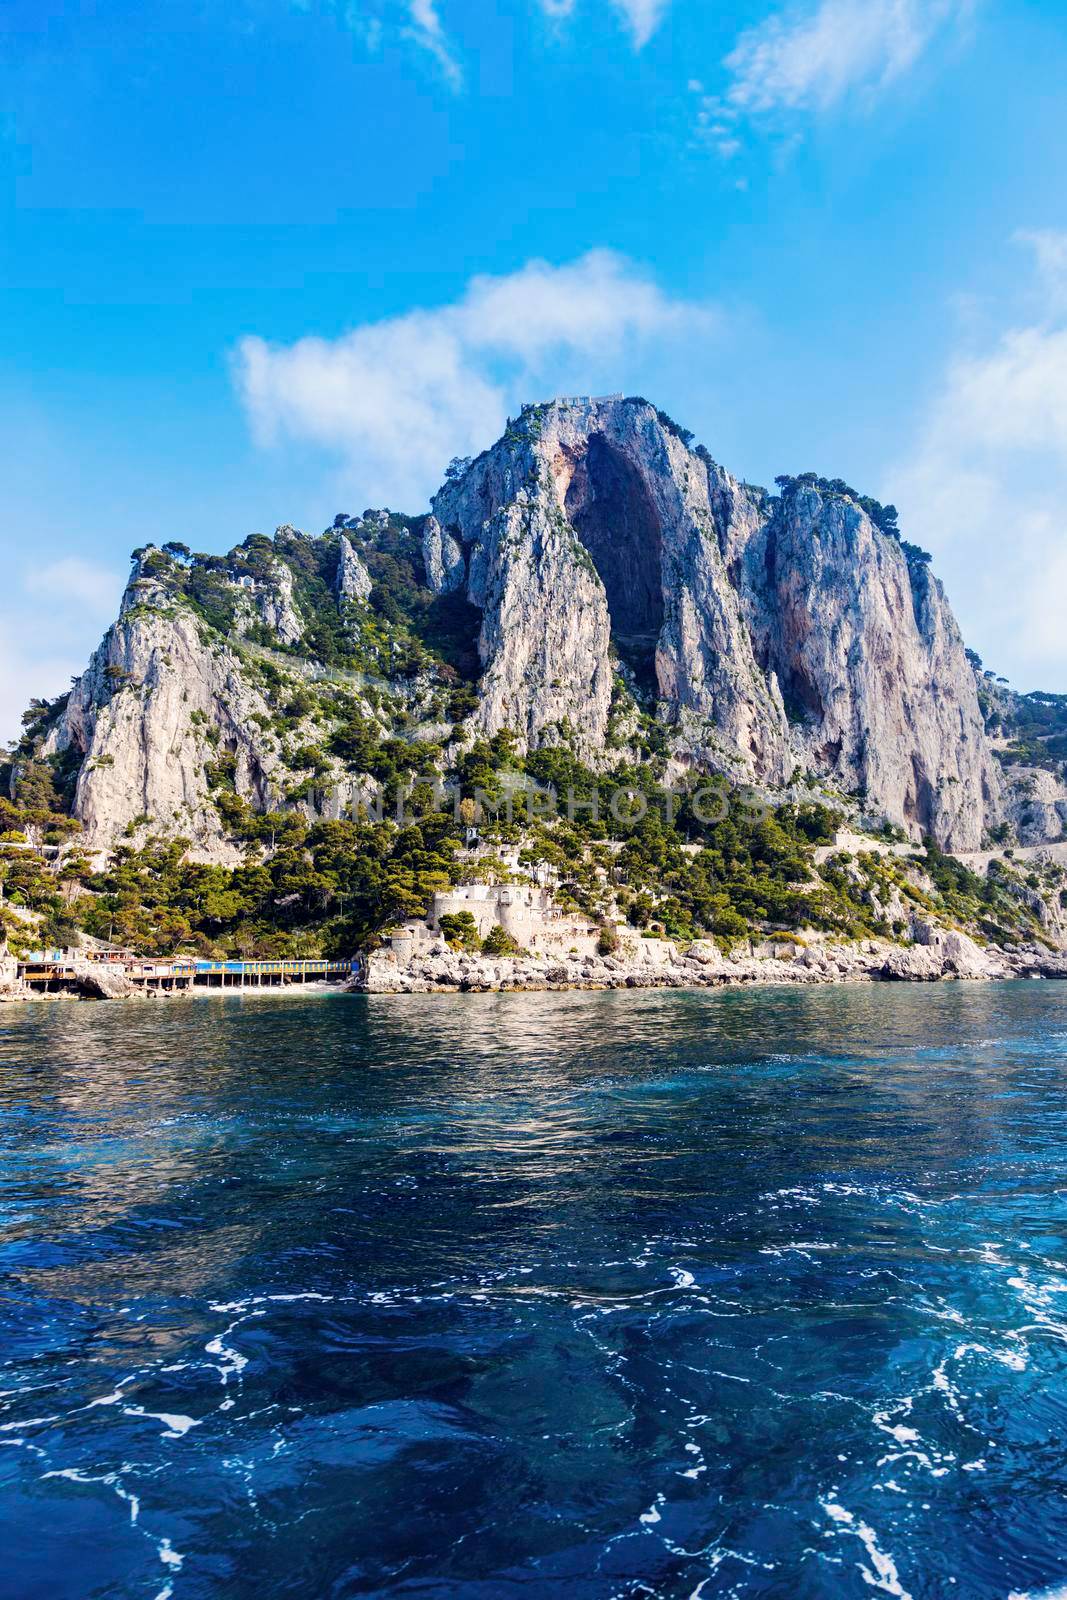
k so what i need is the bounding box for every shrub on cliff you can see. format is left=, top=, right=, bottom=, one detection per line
left=439, top=911, right=481, bottom=951
left=482, top=924, right=523, bottom=957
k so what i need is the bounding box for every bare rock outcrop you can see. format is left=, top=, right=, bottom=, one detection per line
left=45, top=600, right=283, bottom=857
left=335, top=535, right=373, bottom=605
left=430, top=398, right=789, bottom=773
left=1001, top=765, right=1067, bottom=846
left=876, top=922, right=1007, bottom=982
left=421, top=514, right=466, bottom=594
left=255, top=555, right=304, bottom=647
left=75, top=961, right=134, bottom=1000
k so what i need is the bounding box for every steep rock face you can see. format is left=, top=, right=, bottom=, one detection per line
left=429, top=397, right=790, bottom=773
left=45, top=571, right=284, bottom=856
left=421, top=515, right=465, bottom=595
left=427, top=397, right=994, bottom=843
left=736, top=486, right=999, bottom=850
left=429, top=434, right=615, bottom=753
left=1001, top=766, right=1067, bottom=845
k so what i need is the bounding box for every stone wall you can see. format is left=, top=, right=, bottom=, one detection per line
left=388, top=882, right=600, bottom=956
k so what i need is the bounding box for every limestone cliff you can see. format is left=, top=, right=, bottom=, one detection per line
left=40, top=525, right=425, bottom=856
left=736, top=481, right=1000, bottom=851
left=426, top=397, right=997, bottom=847
left=45, top=565, right=284, bottom=857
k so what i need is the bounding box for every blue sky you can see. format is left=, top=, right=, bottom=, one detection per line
left=3, top=0, right=1067, bottom=737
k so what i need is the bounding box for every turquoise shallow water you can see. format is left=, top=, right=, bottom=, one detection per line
left=2, top=982, right=1067, bottom=1599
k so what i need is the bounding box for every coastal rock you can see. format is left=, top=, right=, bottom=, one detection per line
left=76, top=961, right=134, bottom=999
left=360, top=922, right=1034, bottom=995
left=878, top=923, right=1006, bottom=982
left=431, top=398, right=788, bottom=773
left=1001, top=765, right=1067, bottom=846
left=35, top=395, right=1053, bottom=858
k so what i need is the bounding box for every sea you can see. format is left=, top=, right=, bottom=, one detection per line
left=2, top=982, right=1067, bottom=1600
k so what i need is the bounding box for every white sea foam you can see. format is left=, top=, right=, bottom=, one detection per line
left=85, top=1388, right=128, bottom=1409
left=208, top=1291, right=332, bottom=1313
left=820, top=1497, right=912, bottom=1598
left=123, top=1406, right=200, bottom=1438
left=205, top=1320, right=252, bottom=1383
left=638, top=1493, right=664, bottom=1524
left=158, top=1539, right=183, bottom=1569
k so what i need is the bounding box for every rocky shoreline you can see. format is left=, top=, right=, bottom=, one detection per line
left=4, top=932, right=1064, bottom=1005
left=358, top=927, right=1067, bottom=995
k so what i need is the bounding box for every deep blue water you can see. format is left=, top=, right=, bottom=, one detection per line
left=2, top=984, right=1067, bottom=1599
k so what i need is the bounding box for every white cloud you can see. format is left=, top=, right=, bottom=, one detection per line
left=25, top=558, right=121, bottom=614
left=536, top=0, right=671, bottom=49
left=888, top=233, right=1067, bottom=690
left=233, top=250, right=716, bottom=508
left=310, top=0, right=462, bottom=88
left=405, top=0, right=461, bottom=89
left=611, top=0, right=671, bottom=48
left=688, top=82, right=744, bottom=160
left=0, top=559, right=123, bottom=744
left=724, top=0, right=970, bottom=116
left=1016, top=228, right=1067, bottom=313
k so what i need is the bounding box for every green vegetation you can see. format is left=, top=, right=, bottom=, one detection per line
left=2, top=516, right=1059, bottom=968
left=624, top=396, right=696, bottom=449
left=985, top=688, right=1067, bottom=777
left=134, top=518, right=481, bottom=690
left=0, top=744, right=89, bottom=954
left=438, top=911, right=481, bottom=951
left=773, top=473, right=933, bottom=566
left=3, top=700, right=1056, bottom=961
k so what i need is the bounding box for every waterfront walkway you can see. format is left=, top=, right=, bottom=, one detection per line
left=16, top=952, right=356, bottom=996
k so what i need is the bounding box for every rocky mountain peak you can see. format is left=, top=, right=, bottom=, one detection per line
left=21, top=395, right=1062, bottom=859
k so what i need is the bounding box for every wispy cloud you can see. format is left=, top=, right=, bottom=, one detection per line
left=405, top=0, right=462, bottom=89
left=725, top=0, right=971, bottom=115
left=233, top=251, right=716, bottom=507
left=888, top=233, right=1067, bottom=690
left=537, top=0, right=671, bottom=49
left=306, top=0, right=463, bottom=88
left=25, top=558, right=121, bottom=614
left=612, top=0, right=671, bottom=48
left=1017, top=228, right=1067, bottom=314
left=690, top=0, right=973, bottom=164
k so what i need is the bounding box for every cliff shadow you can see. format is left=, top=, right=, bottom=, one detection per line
left=564, top=432, right=664, bottom=695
